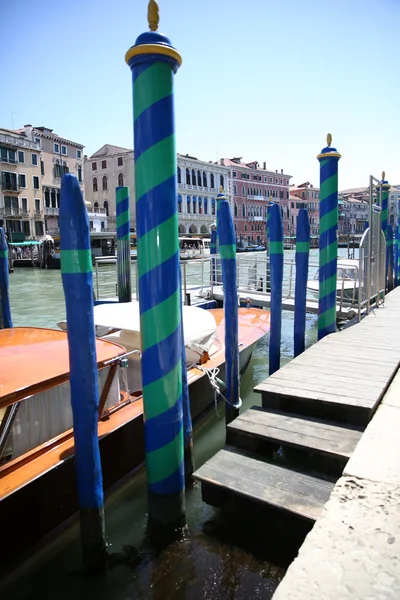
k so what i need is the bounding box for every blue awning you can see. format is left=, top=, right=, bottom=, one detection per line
left=178, top=194, right=182, bottom=203
left=187, top=195, right=191, bottom=203
left=211, top=198, right=215, bottom=205
left=198, top=197, right=202, bottom=205
left=192, top=196, right=196, bottom=203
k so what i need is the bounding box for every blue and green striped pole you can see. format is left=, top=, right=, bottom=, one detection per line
left=126, top=0, right=185, bottom=526
left=395, top=224, right=400, bottom=288
left=379, top=174, right=391, bottom=290
left=268, top=202, right=284, bottom=375
left=294, top=209, right=310, bottom=357
left=0, top=227, right=12, bottom=329
left=317, top=134, right=341, bottom=340
left=59, top=174, right=105, bottom=571
left=387, top=224, right=394, bottom=291
left=217, top=189, right=240, bottom=424
left=210, top=226, right=217, bottom=284
left=116, top=186, right=132, bottom=302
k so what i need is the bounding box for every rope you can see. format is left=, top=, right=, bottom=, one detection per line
left=197, top=365, right=242, bottom=419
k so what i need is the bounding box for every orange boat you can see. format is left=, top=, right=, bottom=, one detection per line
left=0, top=307, right=270, bottom=572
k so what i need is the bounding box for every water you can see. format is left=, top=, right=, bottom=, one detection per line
left=4, top=258, right=321, bottom=599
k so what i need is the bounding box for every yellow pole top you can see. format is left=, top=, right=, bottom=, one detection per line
left=327, top=133, right=332, bottom=147
left=148, top=0, right=159, bottom=31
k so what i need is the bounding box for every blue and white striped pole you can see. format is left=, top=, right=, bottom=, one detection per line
left=217, top=189, right=240, bottom=425
left=60, top=174, right=105, bottom=571
left=294, top=209, right=310, bottom=357
left=269, top=203, right=284, bottom=375
left=0, top=228, right=12, bottom=329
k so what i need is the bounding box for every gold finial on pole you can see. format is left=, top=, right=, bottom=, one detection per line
left=148, top=0, right=159, bottom=31
left=382, top=171, right=385, bottom=180
left=327, top=133, right=332, bottom=147
left=219, top=185, right=224, bottom=193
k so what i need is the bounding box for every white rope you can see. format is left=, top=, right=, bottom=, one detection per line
left=197, top=365, right=242, bottom=419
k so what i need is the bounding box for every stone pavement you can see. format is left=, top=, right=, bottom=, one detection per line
left=273, top=297, right=400, bottom=599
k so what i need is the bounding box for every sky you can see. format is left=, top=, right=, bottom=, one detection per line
left=1, top=0, right=399, bottom=189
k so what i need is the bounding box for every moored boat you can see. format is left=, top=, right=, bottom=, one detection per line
left=306, top=258, right=360, bottom=303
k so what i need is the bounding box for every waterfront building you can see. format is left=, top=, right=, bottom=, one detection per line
left=84, top=145, right=134, bottom=232
left=0, top=127, right=43, bottom=242
left=340, top=197, right=369, bottom=234
left=220, top=158, right=291, bottom=244
left=288, top=182, right=320, bottom=237
left=389, top=185, right=400, bottom=225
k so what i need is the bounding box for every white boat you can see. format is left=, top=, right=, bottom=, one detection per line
left=307, top=259, right=359, bottom=303
left=179, top=237, right=210, bottom=259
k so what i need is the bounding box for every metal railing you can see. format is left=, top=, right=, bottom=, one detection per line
left=44, top=207, right=59, bottom=215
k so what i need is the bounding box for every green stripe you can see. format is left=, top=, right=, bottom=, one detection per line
left=318, top=307, right=336, bottom=332
left=270, top=241, right=284, bottom=254
left=319, top=242, right=338, bottom=268
left=320, top=172, right=338, bottom=200
left=134, top=63, right=173, bottom=120
left=146, top=429, right=184, bottom=485
left=141, top=290, right=181, bottom=352
left=295, top=241, right=309, bottom=253
left=320, top=208, right=338, bottom=232
left=116, top=209, right=129, bottom=230
left=320, top=273, right=337, bottom=297
left=0, top=250, right=8, bottom=258
left=143, top=361, right=182, bottom=420
left=60, top=249, right=92, bottom=274
left=219, top=244, right=236, bottom=259
left=138, top=215, right=179, bottom=275
left=135, top=136, right=176, bottom=200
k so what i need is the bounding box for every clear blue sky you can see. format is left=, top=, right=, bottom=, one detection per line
left=1, top=0, right=399, bottom=189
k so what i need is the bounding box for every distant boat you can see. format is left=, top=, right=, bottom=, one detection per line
left=307, top=259, right=359, bottom=303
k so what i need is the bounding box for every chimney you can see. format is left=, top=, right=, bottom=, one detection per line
left=220, top=158, right=225, bottom=165
left=275, top=169, right=278, bottom=173
left=263, top=162, right=266, bottom=170
left=281, top=168, right=283, bottom=174
left=24, top=124, right=33, bottom=139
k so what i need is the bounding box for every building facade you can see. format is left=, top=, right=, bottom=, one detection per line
left=289, top=182, right=320, bottom=237
left=222, top=158, right=291, bottom=245
left=84, top=145, right=135, bottom=231
left=0, top=128, right=43, bottom=242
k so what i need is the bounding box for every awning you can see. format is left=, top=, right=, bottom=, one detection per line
left=187, top=196, right=191, bottom=203
left=178, top=194, right=182, bottom=203
left=192, top=196, right=196, bottom=203
left=9, top=241, right=42, bottom=246
left=198, top=197, right=202, bottom=205
left=211, top=198, right=215, bottom=205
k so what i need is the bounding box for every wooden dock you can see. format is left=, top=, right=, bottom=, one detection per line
left=193, top=288, right=400, bottom=530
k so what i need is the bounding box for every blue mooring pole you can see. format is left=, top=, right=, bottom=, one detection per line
left=116, top=186, right=132, bottom=302
left=294, top=209, right=310, bottom=358
left=179, top=268, right=194, bottom=481
left=387, top=224, right=394, bottom=291
left=210, top=226, right=217, bottom=285
left=217, top=189, right=240, bottom=425
left=395, top=224, right=399, bottom=288
left=59, top=174, right=106, bottom=571
left=0, top=228, right=12, bottom=329
left=269, top=203, right=284, bottom=376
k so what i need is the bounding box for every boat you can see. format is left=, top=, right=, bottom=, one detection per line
left=307, top=259, right=359, bottom=303
left=0, top=306, right=270, bottom=572
left=45, top=231, right=116, bottom=269
left=179, top=236, right=210, bottom=259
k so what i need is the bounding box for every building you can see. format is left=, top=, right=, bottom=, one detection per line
left=84, top=145, right=134, bottom=231
left=177, top=154, right=230, bottom=235
left=389, top=186, right=400, bottom=226
left=340, top=197, right=369, bottom=234
left=289, top=182, right=320, bottom=237
left=221, top=158, right=291, bottom=244
left=0, top=128, right=43, bottom=242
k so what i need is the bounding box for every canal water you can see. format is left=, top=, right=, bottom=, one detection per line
left=5, top=250, right=329, bottom=600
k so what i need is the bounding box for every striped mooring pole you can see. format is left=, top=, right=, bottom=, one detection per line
left=387, top=224, right=394, bottom=291
left=395, top=224, right=400, bottom=288
left=268, top=202, right=284, bottom=376
left=294, top=209, right=310, bottom=358
left=317, top=134, right=341, bottom=340
left=216, top=188, right=240, bottom=425
left=379, top=173, right=391, bottom=289
left=126, top=0, right=185, bottom=527
left=59, top=174, right=106, bottom=571
left=0, top=227, right=12, bottom=329
left=210, top=226, right=217, bottom=284
left=116, top=186, right=132, bottom=302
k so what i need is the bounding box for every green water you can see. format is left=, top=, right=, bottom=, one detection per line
left=4, top=257, right=321, bottom=600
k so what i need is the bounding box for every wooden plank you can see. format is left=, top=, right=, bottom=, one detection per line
left=228, top=408, right=362, bottom=459
left=255, top=382, right=375, bottom=408
left=259, top=375, right=381, bottom=401
left=283, top=362, right=391, bottom=383
left=267, top=370, right=384, bottom=394
left=194, top=448, right=334, bottom=521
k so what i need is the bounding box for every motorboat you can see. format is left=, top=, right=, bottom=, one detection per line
left=307, top=259, right=359, bottom=303
left=179, top=237, right=210, bottom=259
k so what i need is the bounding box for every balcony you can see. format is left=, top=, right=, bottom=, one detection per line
left=248, top=216, right=264, bottom=222
left=178, top=213, right=214, bottom=221
left=87, top=206, right=107, bottom=215
left=45, top=207, right=59, bottom=215
left=0, top=133, right=40, bottom=150
left=3, top=207, right=21, bottom=217
left=2, top=183, right=20, bottom=194
left=34, top=210, right=43, bottom=218
left=47, top=228, right=60, bottom=235
left=0, top=156, right=17, bottom=166
left=247, top=195, right=266, bottom=201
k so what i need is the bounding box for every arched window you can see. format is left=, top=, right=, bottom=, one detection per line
left=102, top=175, right=108, bottom=191
left=104, top=200, right=109, bottom=216
left=177, top=167, right=181, bottom=184
left=178, top=194, right=182, bottom=213
left=77, top=165, right=82, bottom=183
left=94, top=201, right=99, bottom=212
left=44, top=188, right=50, bottom=207
left=192, top=196, right=197, bottom=214
left=242, top=186, right=245, bottom=196
left=220, top=175, right=224, bottom=189
left=186, top=168, right=190, bottom=185
left=51, top=188, right=56, bottom=208
left=211, top=198, right=216, bottom=215
left=191, top=169, right=196, bottom=185
left=204, top=197, right=208, bottom=214
left=187, top=195, right=191, bottom=214
left=234, top=184, right=237, bottom=195
left=242, top=204, right=246, bottom=218
left=203, top=171, right=207, bottom=187
left=118, top=173, right=124, bottom=187
left=56, top=189, right=60, bottom=208
left=197, top=170, right=202, bottom=186
left=234, top=203, right=238, bottom=217
left=210, top=173, right=215, bottom=189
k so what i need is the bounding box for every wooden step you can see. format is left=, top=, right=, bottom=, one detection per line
left=193, top=446, right=335, bottom=523
left=226, top=407, right=362, bottom=475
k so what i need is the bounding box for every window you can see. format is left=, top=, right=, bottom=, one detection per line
left=117, top=157, right=123, bottom=166
left=103, top=200, right=109, bottom=216
left=191, top=169, right=196, bottom=185
left=34, top=137, right=41, bottom=146
left=204, top=198, right=208, bottom=214
left=187, top=196, right=191, bottom=213
left=253, top=175, right=257, bottom=181
left=77, top=150, right=82, bottom=159
left=77, top=165, right=82, bottom=183
left=186, top=168, right=190, bottom=185
left=220, top=175, right=224, bottom=189
left=177, top=166, right=181, bottom=184
left=0, top=148, right=15, bottom=163
left=242, top=204, right=246, bottom=217
left=118, top=173, right=124, bottom=187
left=18, top=174, right=26, bottom=188
left=35, top=221, right=44, bottom=236
left=242, top=186, right=245, bottom=196
left=102, top=160, right=107, bottom=169
left=234, top=184, right=237, bottom=195
left=203, top=171, right=207, bottom=187
left=54, top=143, right=60, bottom=153
left=21, top=198, right=28, bottom=212
left=197, top=170, right=202, bottom=186
left=41, top=160, right=45, bottom=175
left=102, top=175, right=108, bottom=190
left=193, top=197, right=197, bottom=214
left=210, top=174, right=215, bottom=189
left=93, top=177, right=98, bottom=192
left=270, top=177, right=273, bottom=183
left=51, top=188, right=56, bottom=207
left=32, top=176, right=39, bottom=190
left=101, top=221, right=105, bottom=230
left=31, top=153, right=38, bottom=166
left=233, top=171, right=237, bottom=178
left=234, top=203, right=238, bottom=217
left=35, top=198, right=41, bottom=212
left=275, top=178, right=278, bottom=183
left=18, top=151, right=24, bottom=163
left=61, top=145, right=67, bottom=156
left=23, top=221, right=30, bottom=235
left=92, top=162, right=97, bottom=171
left=280, top=179, right=283, bottom=185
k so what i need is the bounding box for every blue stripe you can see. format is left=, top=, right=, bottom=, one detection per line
left=134, top=95, right=175, bottom=161
left=218, top=201, right=235, bottom=245
left=148, top=464, right=184, bottom=495
left=136, top=176, right=177, bottom=240
left=320, top=192, right=338, bottom=217
left=319, top=289, right=337, bottom=316
left=60, top=174, right=91, bottom=251
left=138, top=251, right=179, bottom=314
left=320, top=257, right=337, bottom=281
left=117, top=221, right=130, bottom=239
left=142, top=324, right=181, bottom=387
left=131, top=61, right=153, bottom=83
left=130, top=53, right=179, bottom=76
left=145, top=403, right=183, bottom=453
left=296, top=208, right=310, bottom=243
left=319, top=227, right=337, bottom=250
left=116, top=196, right=130, bottom=217
left=320, top=158, right=339, bottom=181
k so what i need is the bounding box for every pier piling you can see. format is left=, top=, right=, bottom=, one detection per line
left=268, top=202, right=284, bottom=375
left=294, top=209, right=310, bottom=357
left=116, top=186, right=132, bottom=302
left=0, top=228, right=12, bottom=329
